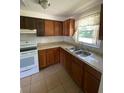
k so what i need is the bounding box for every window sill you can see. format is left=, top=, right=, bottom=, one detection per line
left=79, top=40, right=101, bottom=48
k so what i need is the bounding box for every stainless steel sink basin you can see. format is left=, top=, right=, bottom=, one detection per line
left=67, top=47, right=92, bottom=57
left=75, top=50, right=92, bottom=57
left=68, top=47, right=81, bottom=52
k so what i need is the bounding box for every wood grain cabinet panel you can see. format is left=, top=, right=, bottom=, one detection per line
left=60, top=48, right=66, bottom=67
left=54, top=47, right=60, bottom=64
left=24, top=17, right=36, bottom=29
left=38, top=50, right=47, bottom=69
left=63, top=19, right=75, bottom=36
left=83, top=64, right=101, bottom=93
left=36, top=19, right=45, bottom=36
left=45, top=20, right=54, bottom=36
left=65, top=52, right=72, bottom=76
left=54, top=21, right=63, bottom=36
left=46, top=48, right=55, bottom=66
left=71, top=58, right=83, bottom=87
left=20, top=16, right=25, bottom=29
left=20, top=16, right=36, bottom=29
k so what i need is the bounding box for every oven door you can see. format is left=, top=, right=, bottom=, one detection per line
left=20, top=50, right=38, bottom=72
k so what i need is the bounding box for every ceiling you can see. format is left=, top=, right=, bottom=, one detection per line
left=20, top=0, right=102, bottom=18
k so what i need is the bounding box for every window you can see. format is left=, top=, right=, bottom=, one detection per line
left=77, top=13, right=100, bottom=46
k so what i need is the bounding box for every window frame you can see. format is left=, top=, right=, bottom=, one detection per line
left=77, top=13, right=100, bottom=48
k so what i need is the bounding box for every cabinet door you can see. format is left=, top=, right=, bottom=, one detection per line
left=83, top=64, right=101, bottom=93
left=36, top=19, right=45, bottom=36
left=84, top=71, right=100, bottom=93
left=20, top=16, right=25, bottom=29
left=69, top=19, right=75, bottom=36
left=46, top=49, right=55, bottom=66
left=20, top=16, right=36, bottom=29
left=60, top=48, right=66, bottom=67
left=24, top=17, right=36, bottom=29
left=54, top=48, right=60, bottom=64
left=63, top=21, right=69, bottom=36
left=71, top=58, right=83, bottom=87
left=63, top=19, right=75, bottom=36
left=38, top=50, right=47, bottom=69
left=65, top=52, right=72, bottom=75
left=45, top=20, right=54, bottom=36
left=54, top=21, right=63, bottom=36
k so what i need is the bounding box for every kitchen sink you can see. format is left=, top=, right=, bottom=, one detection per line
left=68, top=47, right=81, bottom=52
left=75, top=50, right=92, bottom=57
left=67, top=47, right=92, bottom=57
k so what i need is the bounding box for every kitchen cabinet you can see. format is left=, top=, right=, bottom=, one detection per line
left=99, top=4, right=103, bottom=40
left=59, top=48, right=101, bottom=93
left=20, top=16, right=36, bottom=29
left=20, top=16, right=64, bottom=36
left=38, top=48, right=60, bottom=68
left=46, top=48, right=55, bottom=66
left=83, top=64, right=101, bottom=93
left=38, top=50, right=47, bottom=69
left=71, top=57, right=83, bottom=88
left=54, top=21, right=63, bottom=36
left=54, top=47, right=60, bottom=64
left=60, top=48, right=66, bottom=67
left=45, top=20, right=54, bottom=36
left=20, top=16, right=25, bottom=29
left=63, top=19, right=75, bottom=36
left=65, top=52, right=72, bottom=75
left=36, top=19, right=45, bottom=36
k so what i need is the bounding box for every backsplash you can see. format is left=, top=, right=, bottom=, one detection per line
left=63, top=36, right=103, bottom=55
left=20, top=34, right=64, bottom=44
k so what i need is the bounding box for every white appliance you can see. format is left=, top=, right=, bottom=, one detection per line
left=20, top=41, right=39, bottom=78
left=20, top=29, right=37, bottom=34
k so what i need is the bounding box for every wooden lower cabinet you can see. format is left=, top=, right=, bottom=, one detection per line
left=60, top=48, right=66, bottom=67
left=65, top=52, right=72, bottom=75
left=38, top=50, right=47, bottom=69
left=46, top=48, right=55, bottom=66
left=71, top=57, right=83, bottom=87
left=83, top=64, right=101, bottom=93
left=39, top=47, right=101, bottom=93
left=38, top=47, right=60, bottom=68
left=54, top=48, right=60, bottom=64
left=59, top=48, right=101, bottom=93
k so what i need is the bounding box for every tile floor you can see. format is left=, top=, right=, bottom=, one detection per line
left=21, top=64, right=84, bottom=93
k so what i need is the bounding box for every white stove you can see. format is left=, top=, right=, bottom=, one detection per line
left=20, top=40, right=39, bottom=78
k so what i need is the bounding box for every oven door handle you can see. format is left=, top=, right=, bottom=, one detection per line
left=20, top=67, right=34, bottom=72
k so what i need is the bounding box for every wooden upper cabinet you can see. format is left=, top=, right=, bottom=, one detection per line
left=25, top=17, right=36, bottom=29
left=20, top=16, right=25, bottom=29
left=20, top=16, right=36, bottom=29
left=45, top=20, right=54, bottom=36
left=99, top=4, right=103, bottom=40
left=54, top=21, right=63, bottom=36
left=38, top=50, right=47, bottom=69
left=63, top=19, right=75, bottom=36
left=36, top=19, right=45, bottom=36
